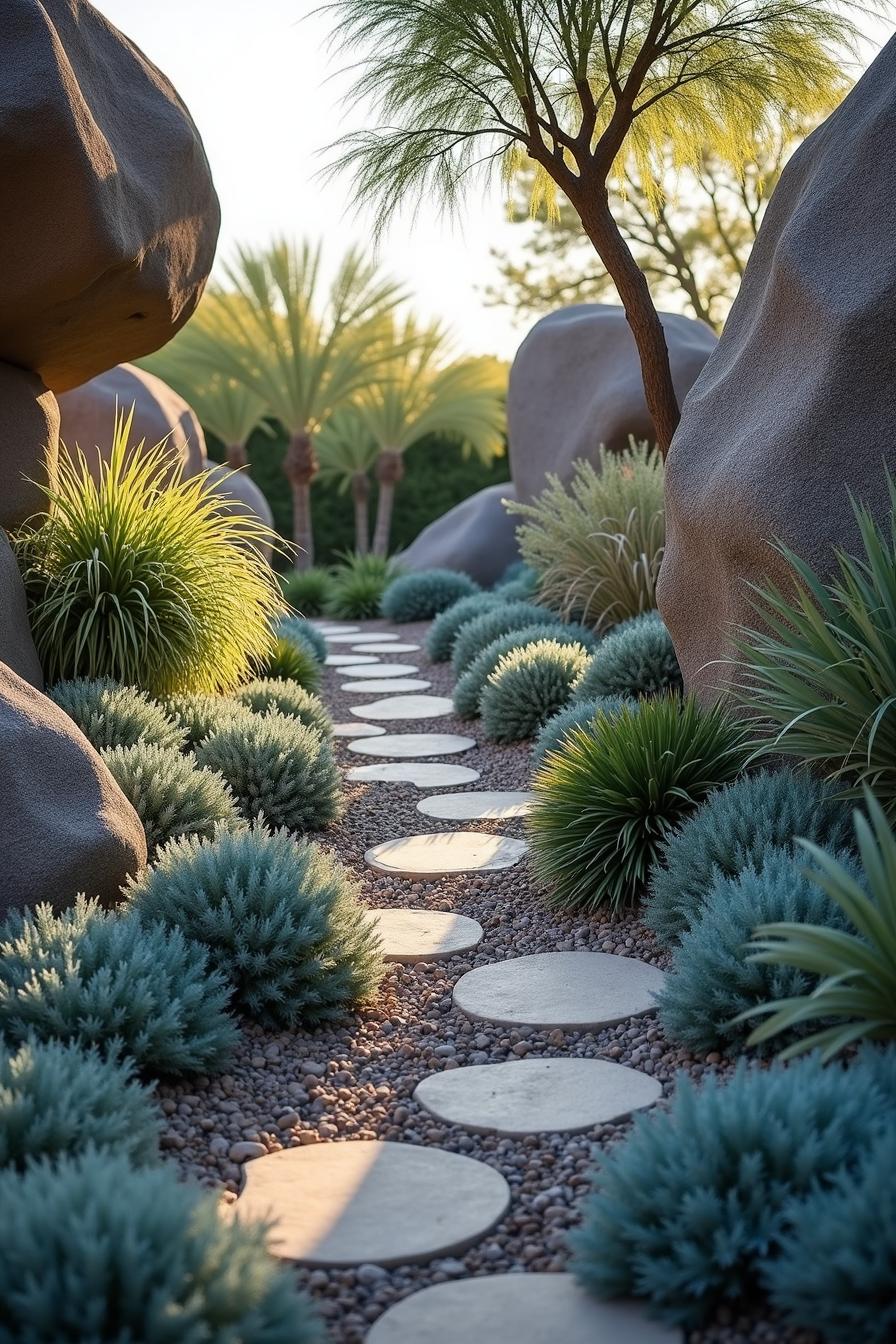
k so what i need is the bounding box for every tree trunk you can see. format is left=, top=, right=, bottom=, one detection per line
left=283, top=429, right=318, bottom=569
left=226, top=442, right=248, bottom=471
left=372, top=449, right=404, bottom=556
left=351, top=470, right=371, bottom=554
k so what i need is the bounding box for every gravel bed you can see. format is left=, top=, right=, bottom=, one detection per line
left=158, top=618, right=819, bottom=1344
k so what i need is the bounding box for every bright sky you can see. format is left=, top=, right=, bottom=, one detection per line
left=98, top=1, right=892, bottom=362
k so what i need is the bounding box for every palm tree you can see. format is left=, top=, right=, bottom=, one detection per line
left=354, top=315, right=507, bottom=555
left=185, top=240, right=407, bottom=567
left=315, top=408, right=380, bottom=553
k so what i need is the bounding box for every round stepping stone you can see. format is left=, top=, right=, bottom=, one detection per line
left=342, top=662, right=421, bottom=678
left=235, top=1141, right=509, bottom=1267
left=348, top=763, right=480, bottom=786
left=366, top=831, right=527, bottom=878
left=347, top=733, right=476, bottom=759
left=417, top=790, right=535, bottom=821
left=332, top=722, right=386, bottom=738
left=353, top=641, right=420, bottom=652
left=352, top=695, right=453, bottom=721
left=326, top=632, right=400, bottom=644
left=326, top=653, right=380, bottom=667
left=414, top=1057, right=661, bottom=1136
left=366, top=1274, right=683, bottom=1344
left=342, top=679, right=431, bottom=693
left=453, top=952, right=664, bottom=1030
left=312, top=624, right=359, bottom=634
left=368, top=908, right=484, bottom=963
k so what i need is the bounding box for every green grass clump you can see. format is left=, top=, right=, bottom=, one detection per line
left=279, top=567, right=333, bottom=616
left=276, top=614, right=328, bottom=662
left=16, top=407, right=282, bottom=696
left=257, top=636, right=322, bottom=691
left=234, top=679, right=331, bottom=736
left=160, top=692, right=248, bottom=749
left=480, top=639, right=591, bottom=743
left=381, top=568, right=479, bottom=622
left=196, top=711, right=342, bottom=833
left=424, top=592, right=502, bottom=661
left=532, top=695, right=633, bottom=768
left=101, top=743, right=242, bottom=858
left=453, top=624, right=590, bottom=719
left=575, top=612, right=681, bottom=699
left=0, top=1150, right=324, bottom=1342
left=326, top=552, right=401, bottom=619
left=0, top=1038, right=160, bottom=1170
left=50, top=678, right=186, bottom=753
left=128, top=827, right=383, bottom=1029
left=529, top=697, right=750, bottom=911
left=450, top=601, right=550, bottom=673
left=0, top=899, right=238, bottom=1076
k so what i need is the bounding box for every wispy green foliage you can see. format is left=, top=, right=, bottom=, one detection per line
left=258, top=636, right=322, bottom=691
left=280, top=567, right=334, bottom=616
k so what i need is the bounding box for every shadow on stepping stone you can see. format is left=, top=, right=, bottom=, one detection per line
left=417, top=791, right=535, bottom=821
left=367, top=908, right=484, bottom=962
left=347, top=763, right=480, bottom=786
left=366, top=832, right=527, bottom=878
left=347, top=734, right=476, bottom=759
left=333, top=723, right=386, bottom=738
left=453, top=952, right=664, bottom=1030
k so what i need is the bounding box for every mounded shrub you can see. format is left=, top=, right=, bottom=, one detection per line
left=50, top=678, right=186, bottom=753
left=257, top=636, right=322, bottom=691
left=496, top=573, right=540, bottom=602
left=528, top=697, right=750, bottom=911
left=128, top=827, right=383, bottom=1028
left=234, top=679, right=331, bottom=736
left=532, top=695, right=633, bottom=768
left=280, top=566, right=333, bottom=617
left=101, top=743, right=242, bottom=858
left=424, top=592, right=502, bottom=662
left=450, top=601, right=551, bottom=673
left=381, top=568, right=480, bottom=622
left=196, top=711, right=343, bottom=833
left=480, top=639, right=591, bottom=744
left=575, top=611, right=681, bottom=699
left=0, top=899, right=238, bottom=1076
left=0, top=1038, right=160, bottom=1171
left=161, top=692, right=248, bottom=749
left=276, top=614, right=327, bottom=662
left=326, top=552, right=400, bottom=619
left=646, top=768, right=856, bottom=947
left=453, top=624, right=589, bottom=719
left=655, top=846, right=854, bottom=1055
left=494, top=559, right=529, bottom=587
left=0, top=1150, right=324, bottom=1343
left=573, top=1053, right=894, bottom=1327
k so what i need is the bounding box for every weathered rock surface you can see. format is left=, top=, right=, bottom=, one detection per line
left=0, top=534, right=43, bottom=688
left=508, top=305, right=716, bottom=501
left=399, top=483, right=520, bottom=586
left=658, top=40, right=896, bottom=696
left=0, top=0, right=220, bottom=392
left=0, top=662, right=147, bottom=919
left=201, top=460, right=275, bottom=560
left=0, top=363, right=58, bottom=530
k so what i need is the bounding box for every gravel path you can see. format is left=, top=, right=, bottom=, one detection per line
left=158, top=618, right=818, bottom=1344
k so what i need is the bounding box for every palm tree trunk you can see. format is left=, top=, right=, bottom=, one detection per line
left=372, top=449, right=404, bottom=556
left=351, top=471, right=371, bottom=554
left=283, top=429, right=318, bottom=569
left=226, top=442, right=249, bottom=470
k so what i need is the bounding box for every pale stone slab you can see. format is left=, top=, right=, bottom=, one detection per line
left=348, top=763, right=481, bottom=786
left=353, top=695, right=454, bottom=721
left=326, top=654, right=380, bottom=667
left=342, top=663, right=421, bottom=678
left=368, top=908, right=484, bottom=963
left=454, top=952, right=664, bottom=1030
left=366, top=831, right=527, bottom=878
left=326, top=632, right=401, bottom=644
left=333, top=723, right=386, bottom=738
left=235, top=1141, right=509, bottom=1267
left=347, top=734, right=476, bottom=759
left=414, top=1057, right=661, bottom=1136
left=353, top=642, right=421, bottom=653
left=417, top=791, right=536, bottom=821
left=366, top=1275, right=683, bottom=1344
left=312, top=624, right=360, bottom=634
left=342, top=679, right=432, bottom=693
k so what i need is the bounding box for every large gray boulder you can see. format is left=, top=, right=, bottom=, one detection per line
left=508, top=305, right=716, bottom=502
left=0, top=533, right=42, bottom=688
left=658, top=39, right=896, bottom=697
left=201, top=460, right=275, bottom=562
left=399, top=482, right=519, bottom=586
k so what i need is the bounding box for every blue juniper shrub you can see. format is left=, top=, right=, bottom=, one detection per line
left=453, top=623, right=589, bottom=719
left=532, top=695, right=633, bottom=768
left=575, top=611, right=681, bottom=699
left=424, top=591, right=503, bottom=661
left=381, top=569, right=480, bottom=622
left=479, top=639, right=591, bottom=743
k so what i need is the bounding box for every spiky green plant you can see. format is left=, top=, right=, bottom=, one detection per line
left=257, top=636, right=322, bottom=691
left=453, top=623, right=592, bottom=719
left=160, top=692, right=248, bottom=750
left=480, top=638, right=590, bottom=743
left=196, top=711, right=343, bottom=833
left=424, top=591, right=503, bottom=661
left=234, top=679, right=331, bottom=736
left=15, top=408, right=282, bottom=695
left=101, top=743, right=242, bottom=858
left=50, top=678, right=186, bottom=753
left=0, top=1038, right=160, bottom=1171
left=532, top=695, right=633, bottom=768
left=0, top=1151, right=324, bottom=1343
left=529, top=697, right=750, bottom=911
left=0, top=899, right=238, bottom=1076
left=128, top=827, right=383, bottom=1028
left=326, top=551, right=401, bottom=619
left=276, top=614, right=328, bottom=662
left=575, top=612, right=681, bottom=698
left=279, top=567, right=333, bottom=616
left=735, top=476, right=896, bottom=817
left=449, top=600, right=549, bottom=673
left=739, top=791, right=896, bottom=1060
left=381, top=568, right=480, bottom=622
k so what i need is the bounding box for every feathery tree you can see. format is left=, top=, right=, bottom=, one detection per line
left=314, top=409, right=380, bottom=553
left=326, top=0, right=866, bottom=455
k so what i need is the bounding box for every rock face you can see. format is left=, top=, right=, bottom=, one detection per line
left=0, top=0, right=220, bottom=393
left=508, top=305, right=717, bottom=502
left=658, top=40, right=896, bottom=697
left=201, top=460, right=275, bottom=561
left=0, top=363, right=59, bottom=530
left=0, top=534, right=43, bottom=688
left=57, top=364, right=206, bottom=482
left=0, top=661, right=147, bottom=920
left=399, top=483, right=520, bottom=585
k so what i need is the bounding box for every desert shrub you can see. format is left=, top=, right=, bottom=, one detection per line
left=453, top=623, right=590, bottom=719
left=575, top=611, right=681, bottom=699
left=0, top=1038, right=159, bottom=1171
left=276, top=614, right=327, bottom=662
left=736, top=475, right=896, bottom=817
left=764, top=1125, right=896, bottom=1343
left=646, top=768, right=856, bottom=947
left=16, top=407, right=281, bottom=695
left=257, top=636, right=322, bottom=691
left=450, top=601, right=550, bottom=673
left=509, top=444, right=664, bottom=632
left=196, top=711, right=342, bottom=833
left=496, top=573, right=540, bottom=602
left=128, top=827, right=383, bottom=1028
left=234, top=679, right=331, bottom=736
left=161, top=692, right=248, bottom=749
left=656, top=847, right=856, bottom=1055
left=573, top=1053, right=894, bottom=1327
left=424, top=592, right=503, bottom=662
left=529, top=697, right=749, bottom=911
left=532, top=695, right=633, bottom=768
left=0, top=1150, right=323, bottom=1342
left=0, top=899, right=238, bottom=1076
left=50, top=678, right=186, bottom=753
left=280, top=566, right=333, bottom=616
left=326, top=551, right=401, bottom=619
left=381, top=568, right=480, bottom=622
left=101, top=743, right=241, bottom=858
left=480, top=639, right=591, bottom=744
left=494, top=559, right=528, bottom=587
